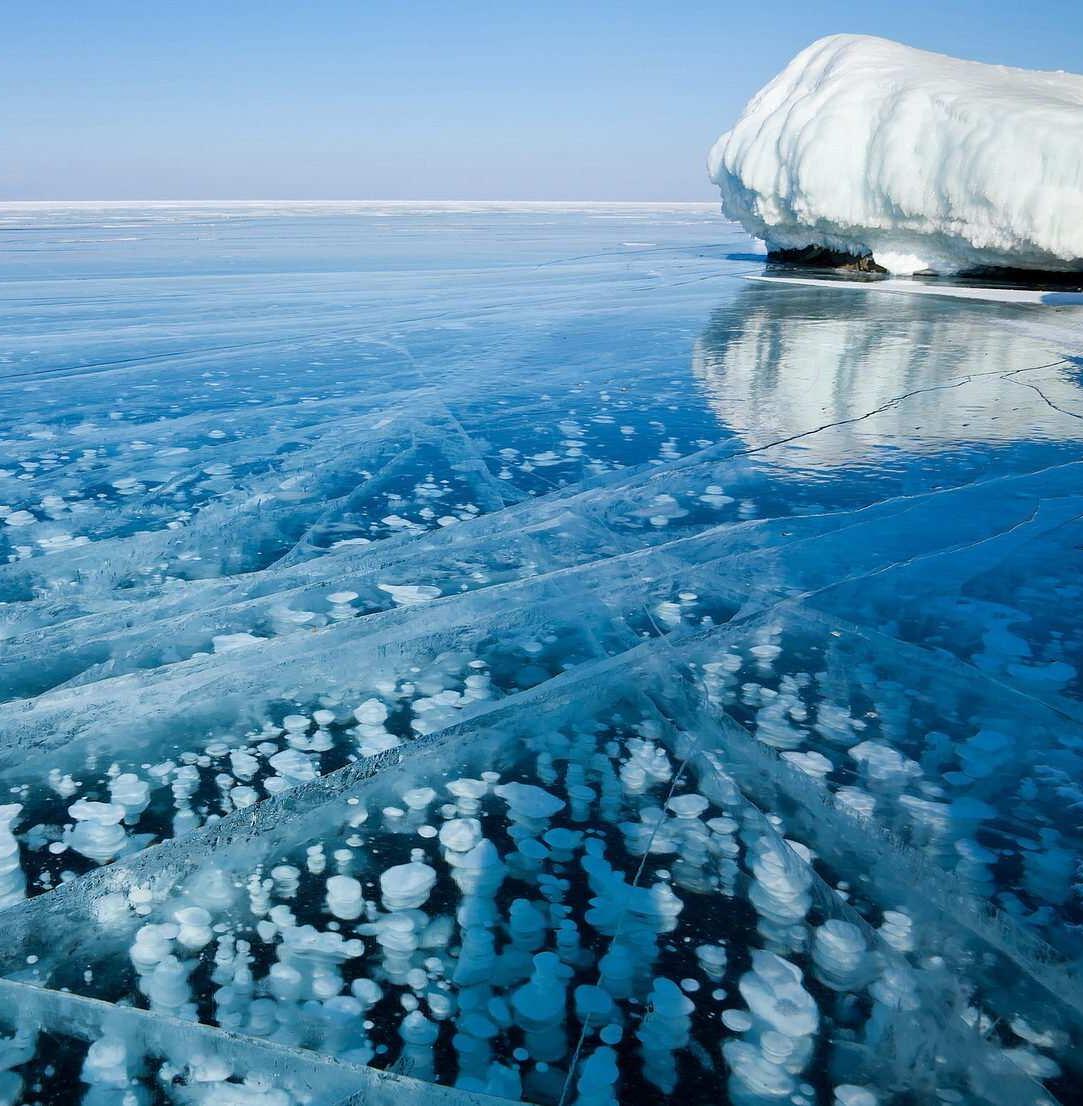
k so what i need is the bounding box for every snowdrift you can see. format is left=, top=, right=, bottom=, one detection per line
left=708, top=34, right=1083, bottom=275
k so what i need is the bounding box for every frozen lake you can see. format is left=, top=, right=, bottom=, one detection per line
left=1, top=203, right=1082, bottom=1105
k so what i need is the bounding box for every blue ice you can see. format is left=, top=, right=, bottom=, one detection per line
left=0, top=202, right=1082, bottom=1105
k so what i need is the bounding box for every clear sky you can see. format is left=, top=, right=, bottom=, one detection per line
left=4, top=0, right=1082, bottom=201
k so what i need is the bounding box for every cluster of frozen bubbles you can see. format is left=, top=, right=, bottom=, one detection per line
left=1, top=646, right=503, bottom=900
left=700, top=622, right=1082, bottom=941
left=0, top=1026, right=332, bottom=1106
left=9, top=689, right=1048, bottom=1106
left=0, top=623, right=1073, bottom=1104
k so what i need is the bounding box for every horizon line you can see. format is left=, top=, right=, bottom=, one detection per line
left=0, top=198, right=720, bottom=207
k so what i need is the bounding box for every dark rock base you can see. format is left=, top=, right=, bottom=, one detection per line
left=764, top=246, right=1083, bottom=290
left=766, top=245, right=887, bottom=274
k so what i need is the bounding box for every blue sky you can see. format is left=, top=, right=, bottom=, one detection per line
left=4, top=0, right=1081, bottom=201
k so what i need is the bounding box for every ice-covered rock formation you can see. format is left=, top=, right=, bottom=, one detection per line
left=708, top=34, right=1083, bottom=274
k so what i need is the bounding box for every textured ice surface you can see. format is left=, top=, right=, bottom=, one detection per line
left=1, top=203, right=1083, bottom=1104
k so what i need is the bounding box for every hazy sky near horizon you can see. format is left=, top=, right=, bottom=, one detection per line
left=5, top=0, right=1082, bottom=201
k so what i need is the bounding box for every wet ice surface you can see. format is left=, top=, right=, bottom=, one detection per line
left=1, top=203, right=1083, bottom=1106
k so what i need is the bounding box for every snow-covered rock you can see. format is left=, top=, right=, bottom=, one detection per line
left=708, top=34, right=1083, bottom=274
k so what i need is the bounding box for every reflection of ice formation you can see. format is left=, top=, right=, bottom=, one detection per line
left=691, top=284, right=1083, bottom=464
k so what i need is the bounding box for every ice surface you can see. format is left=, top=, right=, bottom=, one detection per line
left=0, top=975, right=508, bottom=1106
left=1, top=203, right=1083, bottom=1104
left=708, top=34, right=1083, bottom=274
left=0, top=671, right=1062, bottom=1104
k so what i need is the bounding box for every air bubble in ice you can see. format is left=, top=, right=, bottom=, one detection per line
left=0, top=806, right=25, bottom=908
left=67, top=800, right=128, bottom=863
left=380, top=861, right=437, bottom=911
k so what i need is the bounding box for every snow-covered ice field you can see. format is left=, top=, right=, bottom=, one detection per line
left=1, top=202, right=1083, bottom=1105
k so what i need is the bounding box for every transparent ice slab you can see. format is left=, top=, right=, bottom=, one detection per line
left=0, top=976, right=515, bottom=1106
left=8, top=458, right=1068, bottom=902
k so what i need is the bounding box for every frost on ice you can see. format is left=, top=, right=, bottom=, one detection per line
left=708, top=34, right=1083, bottom=274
